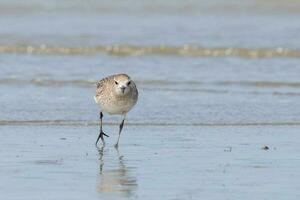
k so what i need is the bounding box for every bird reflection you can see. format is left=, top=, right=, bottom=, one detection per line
left=97, top=146, right=137, bottom=197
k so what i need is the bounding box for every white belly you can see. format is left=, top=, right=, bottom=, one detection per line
left=94, top=96, right=136, bottom=115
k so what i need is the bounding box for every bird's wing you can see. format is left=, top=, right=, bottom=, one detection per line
left=95, top=76, right=111, bottom=97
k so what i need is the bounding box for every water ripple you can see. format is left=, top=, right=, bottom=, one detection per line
left=1, top=78, right=300, bottom=88
left=1, top=120, right=300, bottom=127
left=0, top=44, right=299, bottom=58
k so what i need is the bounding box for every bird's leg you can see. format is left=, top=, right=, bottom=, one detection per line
left=115, top=115, right=126, bottom=148
left=96, top=112, right=109, bottom=146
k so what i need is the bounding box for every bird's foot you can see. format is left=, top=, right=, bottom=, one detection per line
left=95, top=131, right=109, bottom=146
left=100, top=131, right=109, bottom=138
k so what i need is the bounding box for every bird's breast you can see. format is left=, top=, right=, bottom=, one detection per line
left=96, top=95, right=137, bottom=115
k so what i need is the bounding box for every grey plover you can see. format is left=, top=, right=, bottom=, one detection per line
left=94, top=74, right=138, bottom=147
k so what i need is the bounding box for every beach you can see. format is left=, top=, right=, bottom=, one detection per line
left=1, top=0, right=300, bottom=199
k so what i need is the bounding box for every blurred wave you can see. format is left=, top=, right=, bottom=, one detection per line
left=1, top=77, right=300, bottom=88
left=1, top=77, right=300, bottom=96
left=1, top=44, right=300, bottom=58
left=1, top=0, right=300, bottom=15
left=1, top=119, right=300, bottom=126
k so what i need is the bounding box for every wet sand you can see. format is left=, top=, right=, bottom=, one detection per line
left=0, top=125, right=299, bottom=200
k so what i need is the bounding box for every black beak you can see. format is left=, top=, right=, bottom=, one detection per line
left=121, top=86, right=126, bottom=93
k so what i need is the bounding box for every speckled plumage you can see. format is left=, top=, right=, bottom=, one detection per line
left=94, top=74, right=138, bottom=115
left=94, top=74, right=138, bottom=147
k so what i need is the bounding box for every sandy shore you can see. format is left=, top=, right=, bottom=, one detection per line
left=0, top=124, right=299, bottom=200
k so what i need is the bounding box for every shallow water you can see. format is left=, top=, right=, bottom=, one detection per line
left=1, top=0, right=300, bottom=199
left=1, top=125, right=300, bottom=200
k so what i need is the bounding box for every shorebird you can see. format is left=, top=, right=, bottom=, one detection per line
left=94, top=74, right=138, bottom=148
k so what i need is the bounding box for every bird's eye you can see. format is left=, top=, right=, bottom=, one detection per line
left=115, top=81, right=118, bottom=85
left=127, top=81, right=131, bottom=86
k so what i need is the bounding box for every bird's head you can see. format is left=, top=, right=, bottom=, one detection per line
left=113, top=74, right=132, bottom=96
